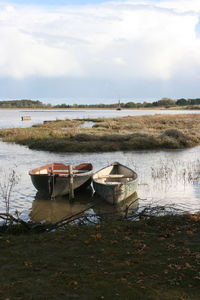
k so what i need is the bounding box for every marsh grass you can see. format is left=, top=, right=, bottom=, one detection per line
left=0, top=114, right=200, bottom=152
left=150, top=159, right=200, bottom=185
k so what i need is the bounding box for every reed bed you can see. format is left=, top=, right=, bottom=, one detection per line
left=0, top=114, right=200, bottom=152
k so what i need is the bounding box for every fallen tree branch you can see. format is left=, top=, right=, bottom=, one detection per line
left=47, top=203, right=96, bottom=231
left=0, top=213, right=30, bottom=228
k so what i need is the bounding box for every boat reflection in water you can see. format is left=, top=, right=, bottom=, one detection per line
left=30, top=189, right=94, bottom=224
left=93, top=192, right=139, bottom=221
left=29, top=190, right=139, bottom=224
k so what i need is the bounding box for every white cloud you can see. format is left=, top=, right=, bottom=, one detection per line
left=0, top=0, right=200, bottom=81
left=156, top=0, right=200, bottom=14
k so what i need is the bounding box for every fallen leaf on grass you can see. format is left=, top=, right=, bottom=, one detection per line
left=124, top=261, right=131, bottom=266
left=68, top=281, right=78, bottom=286
left=136, top=279, right=144, bottom=284
left=186, top=230, right=193, bottom=236
left=180, top=292, right=188, bottom=298
left=137, top=244, right=147, bottom=253
left=120, top=277, right=127, bottom=282
left=124, top=236, right=131, bottom=241
left=138, top=231, right=145, bottom=237
left=90, top=233, right=103, bottom=240
left=189, top=215, right=200, bottom=221
left=24, top=261, right=32, bottom=268
left=168, top=264, right=182, bottom=270
left=95, top=233, right=103, bottom=240
left=108, top=252, right=116, bottom=257
left=185, top=263, right=193, bottom=269
left=84, top=240, right=91, bottom=245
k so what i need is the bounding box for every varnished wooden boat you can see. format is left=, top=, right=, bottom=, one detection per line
left=93, top=162, right=138, bottom=204
left=29, top=163, right=93, bottom=197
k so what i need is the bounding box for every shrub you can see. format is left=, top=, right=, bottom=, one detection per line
left=159, top=136, right=180, bottom=149
left=161, top=129, right=185, bottom=139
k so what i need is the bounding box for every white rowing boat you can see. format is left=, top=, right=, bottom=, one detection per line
left=93, top=162, right=138, bottom=204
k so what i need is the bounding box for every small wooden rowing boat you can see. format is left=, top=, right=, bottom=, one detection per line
left=21, top=116, right=31, bottom=121
left=93, top=162, right=138, bottom=204
left=29, top=163, right=93, bottom=197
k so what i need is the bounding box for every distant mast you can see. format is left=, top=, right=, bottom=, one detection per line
left=116, top=100, right=121, bottom=111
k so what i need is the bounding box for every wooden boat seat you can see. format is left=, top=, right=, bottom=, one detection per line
left=97, top=174, right=132, bottom=179
left=36, top=170, right=48, bottom=174
left=95, top=174, right=133, bottom=184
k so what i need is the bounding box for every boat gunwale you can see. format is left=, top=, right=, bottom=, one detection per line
left=93, top=162, right=138, bottom=187
left=29, top=163, right=93, bottom=177
left=30, top=172, right=93, bottom=178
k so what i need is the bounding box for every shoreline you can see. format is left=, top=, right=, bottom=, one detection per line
left=0, top=105, right=199, bottom=111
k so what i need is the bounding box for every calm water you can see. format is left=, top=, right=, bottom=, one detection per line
left=1, top=108, right=200, bottom=128
left=0, top=109, right=200, bottom=223
left=0, top=140, right=200, bottom=223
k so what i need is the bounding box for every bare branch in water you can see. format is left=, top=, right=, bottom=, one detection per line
left=0, top=213, right=30, bottom=228
left=0, top=169, right=20, bottom=224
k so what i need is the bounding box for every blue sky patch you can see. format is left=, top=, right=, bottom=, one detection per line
left=195, top=18, right=200, bottom=38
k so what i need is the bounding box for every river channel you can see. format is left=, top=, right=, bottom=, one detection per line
left=1, top=108, right=200, bottom=128
left=0, top=109, right=200, bottom=223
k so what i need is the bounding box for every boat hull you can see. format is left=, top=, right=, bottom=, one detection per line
left=30, top=174, right=92, bottom=197
left=29, top=163, right=93, bottom=197
left=93, top=162, right=138, bottom=204
left=93, top=180, right=138, bottom=204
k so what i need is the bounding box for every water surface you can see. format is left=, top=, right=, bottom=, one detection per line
left=1, top=108, right=200, bottom=223
left=0, top=140, right=200, bottom=223
left=1, top=108, right=200, bottom=128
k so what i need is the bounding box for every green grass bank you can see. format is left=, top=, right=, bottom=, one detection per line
left=1, top=214, right=200, bottom=299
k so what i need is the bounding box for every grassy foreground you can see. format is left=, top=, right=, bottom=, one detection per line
left=0, top=114, right=200, bottom=152
left=1, top=214, right=200, bottom=299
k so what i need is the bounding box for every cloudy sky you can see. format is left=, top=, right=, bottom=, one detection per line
left=0, top=0, right=200, bottom=104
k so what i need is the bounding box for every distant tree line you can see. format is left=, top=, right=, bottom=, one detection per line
left=53, top=98, right=200, bottom=108
left=1, top=98, right=200, bottom=109
left=123, top=98, right=200, bottom=108
left=0, top=100, right=51, bottom=108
